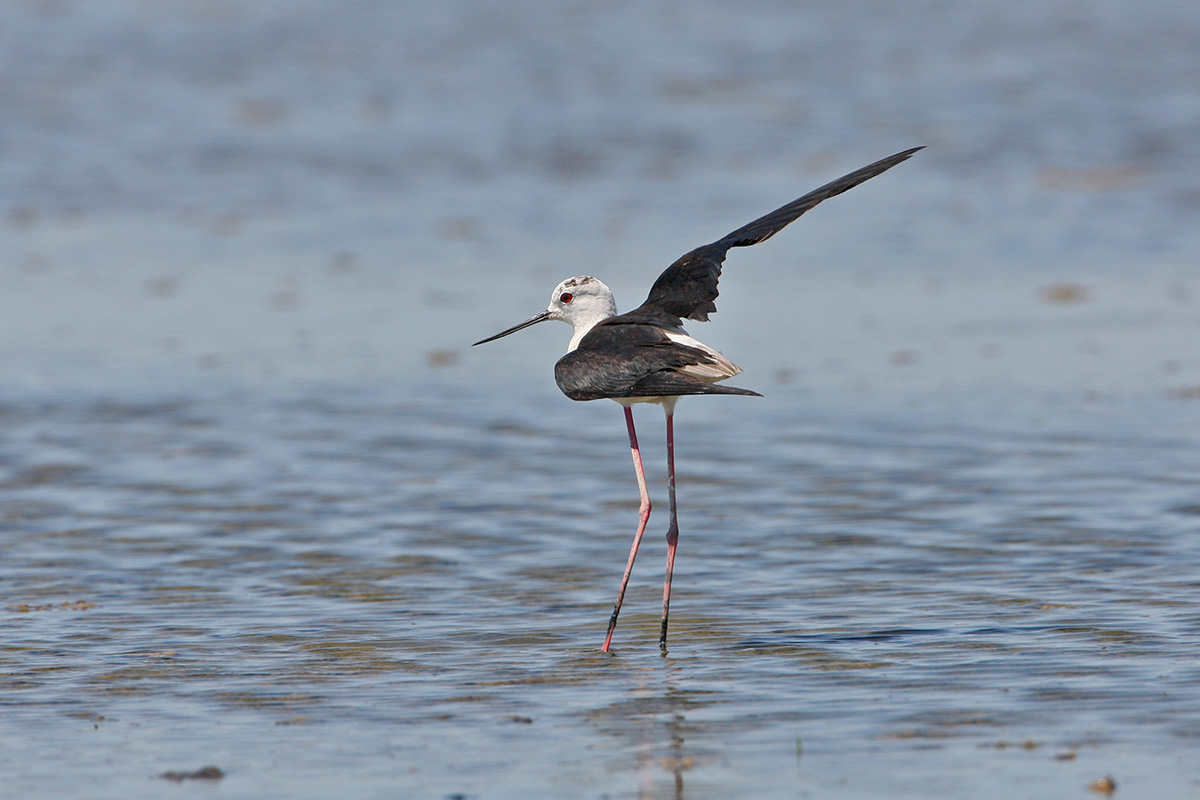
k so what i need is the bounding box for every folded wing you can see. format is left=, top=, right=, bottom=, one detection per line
left=554, top=324, right=761, bottom=401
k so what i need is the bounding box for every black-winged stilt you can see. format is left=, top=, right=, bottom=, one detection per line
left=474, top=147, right=922, bottom=652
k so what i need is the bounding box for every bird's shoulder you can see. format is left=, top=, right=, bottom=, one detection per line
left=636, top=244, right=726, bottom=325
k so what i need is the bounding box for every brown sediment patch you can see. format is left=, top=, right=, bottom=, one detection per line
left=160, top=766, right=224, bottom=782
left=7, top=600, right=96, bottom=613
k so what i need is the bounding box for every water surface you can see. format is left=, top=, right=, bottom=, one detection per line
left=2, top=1, right=1200, bottom=797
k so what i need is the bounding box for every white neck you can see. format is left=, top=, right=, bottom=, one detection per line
left=567, top=314, right=609, bottom=352
left=551, top=276, right=619, bottom=353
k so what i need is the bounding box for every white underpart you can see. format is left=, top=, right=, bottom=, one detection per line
left=616, top=395, right=680, bottom=412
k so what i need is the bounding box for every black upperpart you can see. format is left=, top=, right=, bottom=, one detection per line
left=625, top=146, right=924, bottom=329
left=554, top=323, right=761, bottom=401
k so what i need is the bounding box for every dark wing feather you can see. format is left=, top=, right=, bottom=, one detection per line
left=638, top=244, right=725, bottom=324
left=712, top=146, right=925, bottom=250
left=634, top=146, right=923, bottom=326
left=625, top=371, right=761, bottom=399
left=554, top=323, right=760, bottom=401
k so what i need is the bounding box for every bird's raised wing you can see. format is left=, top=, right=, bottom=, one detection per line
left=630, top=146, right=924, bottom=327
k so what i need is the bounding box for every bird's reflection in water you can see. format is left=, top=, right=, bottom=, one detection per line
left=658, top=709, right=690, bottom=800
left=586, top=659, right=709, bottom=799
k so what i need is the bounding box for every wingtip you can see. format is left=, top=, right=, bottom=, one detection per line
left=878, top=146, right=925, bottom=164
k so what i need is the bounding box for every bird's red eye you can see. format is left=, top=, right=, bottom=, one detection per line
left=560, top=292, right=573, bottom=304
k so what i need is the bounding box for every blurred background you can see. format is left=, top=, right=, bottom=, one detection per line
left=1, top=0, right=1198, bottom=401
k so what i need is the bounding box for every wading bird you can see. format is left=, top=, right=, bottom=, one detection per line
left=474, top=147, right=921, bottom=652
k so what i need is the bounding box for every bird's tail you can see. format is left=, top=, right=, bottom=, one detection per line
left=702, top=384, right=762, bottom=397
left=625, top=372, right=762, bottom=397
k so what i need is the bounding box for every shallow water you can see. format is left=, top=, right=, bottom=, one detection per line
left=3, top=385, right=1199, bottom=798
left=2, top=0, right=1200, bottom=797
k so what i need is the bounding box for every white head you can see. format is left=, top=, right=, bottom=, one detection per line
left=473, top=275, right=618, bottom=352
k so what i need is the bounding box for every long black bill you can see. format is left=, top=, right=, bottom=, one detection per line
left=472, top=310, right=553, bottom=346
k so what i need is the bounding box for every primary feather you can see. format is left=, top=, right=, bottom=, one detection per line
left=634, top=146, right=924, bottom=328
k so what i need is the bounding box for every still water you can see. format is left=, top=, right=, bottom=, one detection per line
left=2, top=0, right=1200, bottom=797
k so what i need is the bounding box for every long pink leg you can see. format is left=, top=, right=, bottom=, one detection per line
left=659, top=407, right=679, bottom=653
left=601, top=406, right=652, bottom=652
